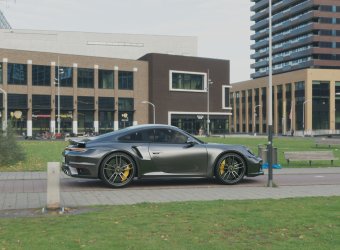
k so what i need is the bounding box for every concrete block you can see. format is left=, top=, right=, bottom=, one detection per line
left=47, top=162, right=60, bottom=210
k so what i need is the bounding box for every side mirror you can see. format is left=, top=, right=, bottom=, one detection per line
left=185, top=138, right=196, bottom=148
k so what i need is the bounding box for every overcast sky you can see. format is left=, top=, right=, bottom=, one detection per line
left=1, top=0, right=253, bottom=83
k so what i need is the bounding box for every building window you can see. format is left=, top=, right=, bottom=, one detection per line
left=247, top=89, right=252, bottom=132
left=55, top=95, right=73, bottom=110
left=312, top=81, right=330, bottom=130
left=7, top=63, right=27, bottom=85
left=99, top=97, right=115, bottom=133
left=261, top=87, right=267, bottom=133
left=118, top=98, right=134, bottom=129
left=222, top=86, right=231, bottom=109
left=77, top=96, right=95, bottom=133
left=99, top=69, right=114, bottom=89
left=32, top=65, right=51, bottom=86
left=0, top=63, right=2, bottom=84
left=8, top=94, right=28, bottom=134
left=170, top=70, right=206, bottom=92
left=335, top=82, right=340, bottom=129
left=295, top=81, right=305, bottom=130
left=78, top=68, right=94, bottom=88
left=57, top=67, right=73, bottom=87
left=118, top=71, right=133, bottom=90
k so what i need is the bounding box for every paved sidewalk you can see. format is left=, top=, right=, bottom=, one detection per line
left=0, top=168, right=340, bottom=210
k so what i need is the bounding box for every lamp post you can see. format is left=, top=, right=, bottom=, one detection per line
left=55, top=57, right=64, bottom=135
left=254, top=105, right=261, bottom=136
left=0, top=87, right=7, bottom=131
left=207, top=69, right=213, bottom=136
left=141, top=101, right=155, bottom=124
left=267, top=0, right=274, bottom=187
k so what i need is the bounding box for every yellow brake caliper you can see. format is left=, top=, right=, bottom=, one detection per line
left=121, top=164, right=132, bottom=182
left=219, top=160, right=226, bottom=175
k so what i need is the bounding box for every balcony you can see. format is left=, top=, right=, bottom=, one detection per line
left=272, top=11, right=314, bottom=34
left=272, top=0, right=313, bottom=24
left=251, top=50, right=269, bottom=60
left=251, top=17, right=269, bottom=31
left=272, top=23, right=313, bottom=44
left=251, top=0, right=268, bottom=13
left=251, top=8, right=269, bottom=22
left=251, top=39, right=269, bottom=50
left=251, top=60, right=268, bottom=69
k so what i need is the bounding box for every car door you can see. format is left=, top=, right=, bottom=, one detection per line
left=149, top=128, right=207, bottom=175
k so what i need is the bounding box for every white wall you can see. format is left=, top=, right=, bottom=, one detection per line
left=0, top=29, right=197, bottom=59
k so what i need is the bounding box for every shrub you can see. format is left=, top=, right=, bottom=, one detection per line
left=0, top=126, right=25, bottom=166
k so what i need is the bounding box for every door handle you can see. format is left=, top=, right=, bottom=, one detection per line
left=152, top=151, right=161, bottom=155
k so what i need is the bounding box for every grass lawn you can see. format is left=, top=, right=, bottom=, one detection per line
left=0, top=197, right=339, bottom=249
left=1, top=136, right=340, bottom=172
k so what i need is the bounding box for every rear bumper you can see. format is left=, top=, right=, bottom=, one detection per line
left=62, top=162, right=98, bottom=178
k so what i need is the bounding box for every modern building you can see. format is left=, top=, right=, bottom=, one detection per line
left=140, top=53, right=231, bottom=135
left=0, top=49, right=231, bottom=137
left=0, top=29, right=197, bottom=60
left=0, top=10, right=11, bottom=29
left=230, top=0, right=340, bottom=136
left=251, top=0, right=340, bottom=79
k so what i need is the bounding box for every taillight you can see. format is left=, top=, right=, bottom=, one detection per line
left=67, top=147, right=87, bottom=152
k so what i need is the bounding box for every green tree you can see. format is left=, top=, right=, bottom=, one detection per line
left=0, top=126, right=25, bottom=166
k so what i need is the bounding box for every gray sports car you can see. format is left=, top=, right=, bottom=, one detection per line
left=62, top=124, right=263, bottom=188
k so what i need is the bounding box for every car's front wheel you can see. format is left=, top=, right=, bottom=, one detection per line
left=215, top=153, right=246, bottom=185
left=100, top=152, right=136, bottom=188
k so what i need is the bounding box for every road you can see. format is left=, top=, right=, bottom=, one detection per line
left=0, top=168, right=339, bottom=210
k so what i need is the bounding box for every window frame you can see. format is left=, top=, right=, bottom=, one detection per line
left=169, top=70, right=207, bottom=93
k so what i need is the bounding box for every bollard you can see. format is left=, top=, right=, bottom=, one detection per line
left=46, top=162, right=61, bottom=210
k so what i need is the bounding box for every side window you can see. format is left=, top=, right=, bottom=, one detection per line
left=154, top=129, right=188, bottom=144
left=119, top=129, right=154, bottom=142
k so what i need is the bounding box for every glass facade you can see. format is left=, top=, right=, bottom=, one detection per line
left=171, top=114, right=228, bottom=135
left=57, top=67, right=73, bottom=87
left=8, top=94, right=28, bottom=135
left=7, top=63, right=27, bottom=85
left=277, top=85, right=283, bottom=134
left=55, top=95, right=74, bottom=133
left=336, top=82, right=340, bottom=129
left=98, top=97, right=115, bottom=133
left=78, top=68, right=94, bottom=88
left=32, top=95, right=51, bottom=135
left=295, top=81, right=305, bottom=131
left=312, top=81, right=330, bottom=130
left=32, top=65, right=51, bottom=86
left=0, top=63, right=2, bottom=84
left=247, top=89, right=252, bottom=132
left=171, top=72, right=205, bottom=91
left=99, top=69, right=114, bottom=89
left=118, top=98, right=134, bottom=129
left=241, top=90, right=246, bottom=132
left=261, top=87, right=266, bottom=133
left=255, top=88, right=259, bottom=132
left=118, top=71, right=133, bottom=90
left=235, top=92, right=240, bottom=132
left=286, top=83, right=292, bottom=132
left=77, top=96, right=94, bottom=133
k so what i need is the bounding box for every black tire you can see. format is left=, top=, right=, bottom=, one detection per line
left=100, top=152, right=136, bottom=188
left=215, top=153, right=246, bottom=185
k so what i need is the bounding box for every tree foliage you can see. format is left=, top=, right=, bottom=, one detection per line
left=0, top=126, right=25, bottom=166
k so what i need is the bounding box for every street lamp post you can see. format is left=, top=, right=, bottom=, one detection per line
left=55, top=57, right=64, bottom=135
left=207, top=69, right=213, bottom=136
left=0, top=87, right=7, bottom=131
left=141, top=101, right=155, bottom=124
left=254, top=105, right=261, bottom=136
left=267, top=0, right=274, bottom=187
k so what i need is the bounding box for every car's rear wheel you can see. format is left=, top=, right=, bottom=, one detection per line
left=215, top=153, right=246, bottom=185
left=100, top=152, right=136, bottom=188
